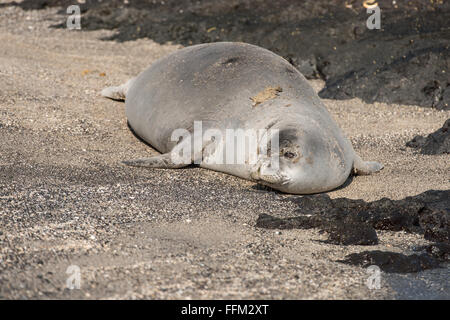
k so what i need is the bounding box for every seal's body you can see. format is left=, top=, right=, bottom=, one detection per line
left=102, top=42, right=382, bottom=194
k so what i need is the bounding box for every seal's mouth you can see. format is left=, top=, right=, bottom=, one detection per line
left=251, top=162, right=291, bottom=186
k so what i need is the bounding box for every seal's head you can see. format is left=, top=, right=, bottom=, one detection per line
left=250, top=120, right=352, bottom=194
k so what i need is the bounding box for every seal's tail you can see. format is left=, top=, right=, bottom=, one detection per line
left=101, top=77, right=135, bottom=101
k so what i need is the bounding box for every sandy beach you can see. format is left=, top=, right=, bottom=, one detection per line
left=0, top=2, right=449, bottom=299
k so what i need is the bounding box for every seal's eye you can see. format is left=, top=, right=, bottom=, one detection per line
left=284, top=151, right=296, bottom=159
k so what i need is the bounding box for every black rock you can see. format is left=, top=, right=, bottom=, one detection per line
left=287, top=190, right=449, bottom=237
left=422, top=243, right=450, bottom=261
left=257, top=190, right=449, bottom=250
left=419, top=206, right=450, bottom=243
left=406, top=119, right=450, bottom=155
left=285, top=54, right=320, bottom=80
left=257, top=211, right=378, bottom=246
left=324, top=217, right=378, bottom=246
left=338, top=250, right=442, bottom=273
left=9, top=0, right=450, bottom=108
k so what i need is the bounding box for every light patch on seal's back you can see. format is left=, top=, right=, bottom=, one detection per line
left=251, top=86, right=283, bottom=106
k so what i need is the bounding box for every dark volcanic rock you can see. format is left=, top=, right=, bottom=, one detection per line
left=421, top=243, right=450, bottom=262
left=257, top=190, right=449, bottom=249
left=324, top=217, right=378, bottom=246
left=289, top=190, right=449, bottom=236
left=256, top=210, right=379, bottom=246
left=406, top=119, right=450, bottom=155
left=6, top=0, right=450, bottom=109
left=419, top=206, right=450, bottom=243
left=338, top=250, right=442, bottom=273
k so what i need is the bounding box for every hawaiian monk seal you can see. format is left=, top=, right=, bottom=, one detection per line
left=102, top=42, right=383, bottom=194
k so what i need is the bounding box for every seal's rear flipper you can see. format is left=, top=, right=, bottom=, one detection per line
left=101, top=77, right=136, bottom=101
left=122, top=153, right=189, bottom=169
left=353, top=154, right=384, bottom=175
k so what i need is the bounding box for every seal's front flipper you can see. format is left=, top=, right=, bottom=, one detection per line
left=122, top=153, right=189, bottom=169
left=353, top=154, right=384, bottom=175
left=101, top=77, right=136, bottom=101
